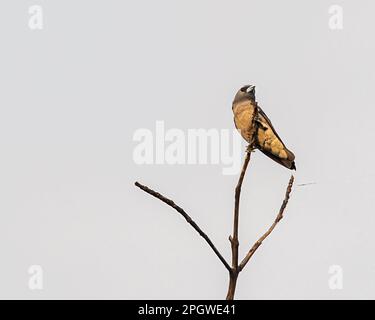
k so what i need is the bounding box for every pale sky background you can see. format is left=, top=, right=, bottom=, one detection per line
left=0, top=0, right=374, bottom=299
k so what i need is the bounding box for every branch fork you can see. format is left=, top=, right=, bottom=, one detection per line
left=134, top=106, right=295, bottom=299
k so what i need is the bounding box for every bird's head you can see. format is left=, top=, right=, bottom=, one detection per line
left=234, top=85, right=256, bottom=103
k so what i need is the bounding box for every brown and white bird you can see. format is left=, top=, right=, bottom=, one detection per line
left=232, top=85, right=296, bottom=170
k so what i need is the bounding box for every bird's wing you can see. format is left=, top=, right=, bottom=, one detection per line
left=255, top=106, right=295, bottom=169
left=256, top=106, right=285, bottom=145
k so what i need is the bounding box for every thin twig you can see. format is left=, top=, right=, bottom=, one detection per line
left=239, top=175, right=294, bottom=271
left=226, top=105, right=259, bottom=300
left=230, top=150, right=251, bottom=268
left=134, top=181, right=232, bottom=272
left=230, top=105, right=259, bottom=260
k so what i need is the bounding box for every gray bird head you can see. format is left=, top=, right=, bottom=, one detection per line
left=233, top=85, right=256, bottom=103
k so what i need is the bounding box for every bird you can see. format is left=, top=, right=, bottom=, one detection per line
left=232, top=85, right=296, bottom=170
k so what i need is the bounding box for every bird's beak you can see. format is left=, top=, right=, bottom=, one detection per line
left=247, top=85, right=255, bottom=93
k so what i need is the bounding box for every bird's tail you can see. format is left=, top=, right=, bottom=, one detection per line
left=260, top=148, right=296, bottom=170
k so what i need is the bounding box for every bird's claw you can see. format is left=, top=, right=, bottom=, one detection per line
left=246, top=145, right=256, bottom=153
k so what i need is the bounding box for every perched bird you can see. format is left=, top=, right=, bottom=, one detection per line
left=232, top=85, right=296, bottom=170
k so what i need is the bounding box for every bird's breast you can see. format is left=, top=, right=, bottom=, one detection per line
left=233, top=101, right=255, bottom=143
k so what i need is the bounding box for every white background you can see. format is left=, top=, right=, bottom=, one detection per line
left=0, top=0, right=373, bottom=299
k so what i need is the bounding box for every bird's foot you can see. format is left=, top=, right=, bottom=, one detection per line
left=246, top=144, right=256, bottom=153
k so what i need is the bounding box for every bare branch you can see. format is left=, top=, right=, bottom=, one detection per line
left=134, top=181, right=232, bottom=272
left=239, top=175, right=294, bottom=271
left=226, top=106, right=259, bottom=300
left=135, top=101, right=295, bottom=301
left=230, top=151, right=251, bottom=268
